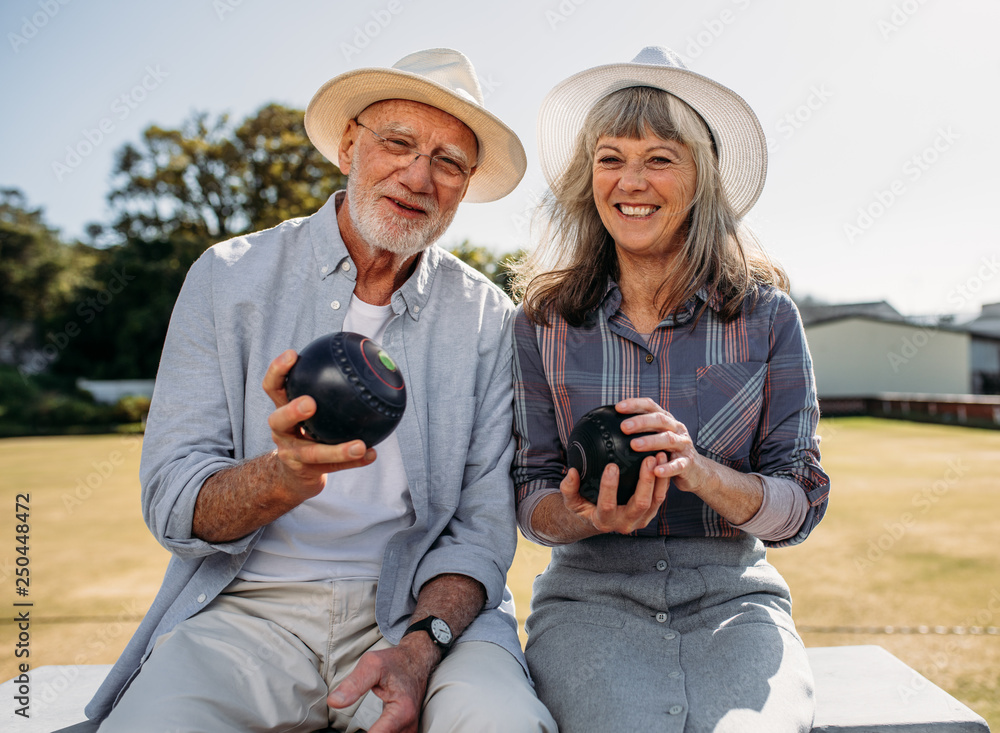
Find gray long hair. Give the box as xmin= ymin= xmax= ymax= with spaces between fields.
xmin=514 ymin=86 xmax=787 ymax=326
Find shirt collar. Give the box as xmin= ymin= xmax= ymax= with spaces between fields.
xmin=310 ymin=191 xmax=350 ymax=281
xmin=308 ymin=190 xmax=437 ymax=320
xmin=391 ymin=244 xmax=439 ymax=321
xmin=599 ymin=278 xmax=725 ymax=326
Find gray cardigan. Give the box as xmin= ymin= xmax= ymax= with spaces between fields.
xmin=87 ymin=193 xmax=524 ymax=721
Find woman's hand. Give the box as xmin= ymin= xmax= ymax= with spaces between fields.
xmin=615 ymin=397 xmax=764 ymax=524
xmin=531 ymin=397 xmax=761 ymax=544
xmin=558 ymin=441 xmax=669 ymax=536
xmin=615 ymin=397 xmax=711 ymax=495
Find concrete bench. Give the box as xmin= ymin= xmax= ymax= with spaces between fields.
xmin=2 ymin=645 xmax=990 ymax=732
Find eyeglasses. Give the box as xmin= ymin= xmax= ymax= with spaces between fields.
xmin=354 ymin=121 xmax=472 ymax=185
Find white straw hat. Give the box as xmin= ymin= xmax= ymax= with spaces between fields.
xmin=305 ymin=48 xmax=526 ymax=204
xmin=537 ymin=46 xmax=767 ymax=218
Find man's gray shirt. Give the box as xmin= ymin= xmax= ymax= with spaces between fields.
xmin=86 ymin=192 xmax=524 ymax=720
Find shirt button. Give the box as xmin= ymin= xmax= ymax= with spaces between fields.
xmin=656 ymin=612 xmax=667 ymax=623
xmin=645 ymin=353 xmax=654 ymax=364
xmin=668 ymin=671 xmax=681 ymax=679
xmin=656 ymin=560 xmax=667 ymax=571
xmin=663 ymin=632 xmax=676 ymax=640
xmin=341 ymin=262 xmax=351 ymax=271
xmin=321 ymin=265 xmax=329 ymax=273
xmin=668 ymin=705 xmax=683 ymax=715
xmin=331 ymin=301 xmax=341 ymax=310
xmin=413 ymin=305 xmax=420 ymax=314
xmin=196 ymin=594 xmax=207 ymax=603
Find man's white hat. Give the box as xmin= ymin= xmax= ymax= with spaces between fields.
xmin=305 ymin=48 xmax=527 ymax=203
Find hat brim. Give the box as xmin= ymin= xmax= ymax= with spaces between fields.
xmin=305 ymin=68 xmax=526 ymax=204
xmin=537 ymin=62 xmax=767 ymax=218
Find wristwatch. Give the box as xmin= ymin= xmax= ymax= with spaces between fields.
xmin=402 ymin=615 xmax=454 ymax=652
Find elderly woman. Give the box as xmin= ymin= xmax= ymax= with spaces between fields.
xmin=512 ymin=47 xmax=831 ymax=732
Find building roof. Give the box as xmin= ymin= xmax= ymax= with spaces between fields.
xmin=798 ymin=300 xmax=1000 ymax=342
xmin=797 ymin=300 xmax=905 ymax=327
xmin=964 ymin=302 xmax=1000 ymax=337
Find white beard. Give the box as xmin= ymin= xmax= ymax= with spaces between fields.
xmin=346 ymin=159 xmax=458 ymax=259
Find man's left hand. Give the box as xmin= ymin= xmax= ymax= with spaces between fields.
xmin=327 ymin=636 xmax=439 ymax=733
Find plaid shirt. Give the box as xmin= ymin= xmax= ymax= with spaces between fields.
xmin=512 ymin=281 xmax=830 ymax=548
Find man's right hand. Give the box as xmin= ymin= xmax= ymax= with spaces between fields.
xmin=191 ymin=350 xmax=378 ymax=544
xmin=263 ymin=349 xmax=378 ymax=501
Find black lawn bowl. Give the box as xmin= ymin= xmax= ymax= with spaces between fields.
xmin=284 ymin=331 xmax=406 ymax=447
xmin=567 ymin=405 xmax=660 ymax=505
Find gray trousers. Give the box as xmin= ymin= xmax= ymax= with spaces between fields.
xmin=524 ymin=534 xmax=814 ymax=732
xmin=98 ymin=579 xmax=556 ymax=733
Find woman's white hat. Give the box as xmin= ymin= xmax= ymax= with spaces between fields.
xmin=538 ymin=46 xmax=767 ymax=217
xmin=305 ymin=48 xmax=527 ymax=204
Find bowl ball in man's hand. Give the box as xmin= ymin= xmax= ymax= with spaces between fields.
xmin=284 ymin=331 xmax=406 ymax=447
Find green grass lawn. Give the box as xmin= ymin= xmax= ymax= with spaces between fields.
xmin=1 ymin=417 xmax=998 ymax=727
xmin=0 ymin=434 xmax=169 ymax=683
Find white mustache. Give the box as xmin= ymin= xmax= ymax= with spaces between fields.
xmin=377 ymin=185 xmax=438 ymax=217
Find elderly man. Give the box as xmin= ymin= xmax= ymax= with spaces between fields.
xmin=83 ymin=49 xmax=556 ymax=733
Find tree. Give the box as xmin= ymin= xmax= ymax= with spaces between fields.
xmin=49 ymin=103 xmax=350 ymax=380
xmin=0 ymin=189 xmax=97 ymax=368
xmin=104 ymin=103 xmax=347 ymax=243
xmin=449 ymin=240 xmax=523 ymax=297
xmin=45 ymin=237 xmax=204 ymax=380
xmin=0 ymin=189 xmax=95 ymax=324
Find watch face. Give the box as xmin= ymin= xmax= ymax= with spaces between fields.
xmin=430 ymin=617 xmax=453 ymax=645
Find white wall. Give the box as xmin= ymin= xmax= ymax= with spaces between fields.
xmin=805 ymin=318 xmax=970 ymax=397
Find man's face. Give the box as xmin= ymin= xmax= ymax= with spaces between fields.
xmin=339 ymin=99 xmax=478 ymax=258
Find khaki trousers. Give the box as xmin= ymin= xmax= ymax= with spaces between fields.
xmin=98 ymin=579 xmax=556 ymax=733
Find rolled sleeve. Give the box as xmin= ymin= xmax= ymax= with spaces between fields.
xmin=515 ymin=486 xmax=562 ymax=546
xmin=733 ymin=474 xmax=810 ymax=543
xmin=140 ymin=253 xmax=255 ymax=559
xmin=511 ymin=309 xmax=568 ymax=544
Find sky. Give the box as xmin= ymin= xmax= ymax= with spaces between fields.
xmin=2 ymin=0 xmax=999 ymax=320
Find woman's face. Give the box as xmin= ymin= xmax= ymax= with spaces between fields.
xmin=591 ymin=132 xmax=697 ymax=261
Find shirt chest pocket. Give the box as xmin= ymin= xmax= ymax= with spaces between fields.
xmin=694 ymin=361 xmax=767 ymax=465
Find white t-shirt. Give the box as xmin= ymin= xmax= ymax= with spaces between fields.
xmin=238 ymin=295 xmax=414 ymax=581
